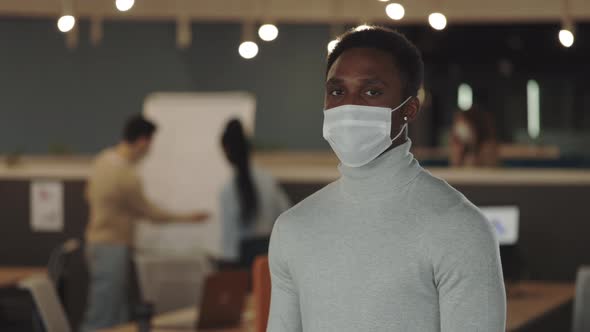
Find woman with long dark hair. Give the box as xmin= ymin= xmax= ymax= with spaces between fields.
xmin=220 ymin=119 xmax=291 ymax=263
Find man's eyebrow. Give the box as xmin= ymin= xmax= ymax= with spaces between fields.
xmin=325 ymin=78 xmax=344 ymax=85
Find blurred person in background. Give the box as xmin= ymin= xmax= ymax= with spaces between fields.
xmin=81 ymin=114 xmax=209 ymax=332
xmin=219 ymin=119 xmax=291 ymax=267
xmin=450 ymin=106 xmax=499 ymax=167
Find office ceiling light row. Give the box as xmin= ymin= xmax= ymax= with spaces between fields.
xmin=237 ymin=22 xmax=279 ymax=60
xmin=378 ymin=0 xmax=575 ymax=47
xmin=380 ymin=1 xmax=447 ymax=30
xmin=325 ymin=1 xmax=446 ymax=53
xmin=55 ymin=0 xmax=577 ymax=53
xmin=58 ymin=0 xmax=134 ymax=33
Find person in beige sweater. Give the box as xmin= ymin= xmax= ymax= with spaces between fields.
xmin=81 ymin=114 xmax=208 ymax=332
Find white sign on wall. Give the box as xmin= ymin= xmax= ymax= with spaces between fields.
xmin=30 ymin=180 xmax=64 ymax=232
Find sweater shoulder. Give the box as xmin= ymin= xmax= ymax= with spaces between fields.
xmin=274 ymin=180 xmax=339 ymax=228
xmin=412 ymin=172 xmax=496 ymax=247
xmin=412 ymin=171 xmax=469 ymax=214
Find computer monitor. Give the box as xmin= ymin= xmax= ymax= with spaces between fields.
xmin=480 ymin=206 xmax=523 ymax=281
xmin=479 ymin=206 xmax=520 ymax=246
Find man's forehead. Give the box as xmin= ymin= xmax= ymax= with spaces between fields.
xmin=327 ymin=47 xmax=399 ymax=80
xmin=326 ymin=77 xmax=389 ymax=86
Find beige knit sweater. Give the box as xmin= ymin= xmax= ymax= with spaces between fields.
xmin=85 ymin=148 xmax=186 ymax=246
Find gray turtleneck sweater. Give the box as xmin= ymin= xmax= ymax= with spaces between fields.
xmin=267 ymin=141 xmax=506 ymax=332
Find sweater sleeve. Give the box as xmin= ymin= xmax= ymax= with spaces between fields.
xmin=430 ymin=203 xmax=506 ymax=332
xmin=267 ymin=218 xmax=302 ymax=332
xmin=120 ymin=170 xmax=187 ymax=223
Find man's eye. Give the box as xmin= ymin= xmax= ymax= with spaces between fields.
xmin=330 ymin=89 xmax=344 ymax=96
xmin=365 ymin=89 xmax=382 ymax=97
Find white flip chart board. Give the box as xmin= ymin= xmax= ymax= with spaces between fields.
xmin=135 ymin=92 xmax=256 ymax=257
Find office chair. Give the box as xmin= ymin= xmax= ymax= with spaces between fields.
xmin=47 ymin=238 xmax=80 ymax=285
xmin=240 ymin=237 xmax=270 ymax=270
xmin=572 ymin=266 xmax=590 ymax=332
xmin=47 ymin=238 xmax=82 ymax=325
xmin=18 ymin=274 xmax=72 ymax=332
xmin=252 ymin=255 xmax=271 ymax=332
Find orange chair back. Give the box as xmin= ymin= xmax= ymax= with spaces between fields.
xmin=252 ymin=255 xmax=271 ymax=332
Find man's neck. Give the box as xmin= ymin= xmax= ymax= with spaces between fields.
xmin=381 ymin=132 xmax=409 ymax=156
xmin=389 ymin=137 xmax=408 ymax=152
xmin=115 ymin=143 xmax=135 ymax=163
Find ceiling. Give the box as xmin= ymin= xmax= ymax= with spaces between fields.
xmin=0 ymin=0 xmax=589 ymax=24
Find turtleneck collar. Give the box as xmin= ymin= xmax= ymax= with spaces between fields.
xmin=337 ymin=140 xmax=423 ymax=194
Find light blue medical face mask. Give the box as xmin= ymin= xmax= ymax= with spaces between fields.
xmin=322 ymin=97 xmax=411 ymax=167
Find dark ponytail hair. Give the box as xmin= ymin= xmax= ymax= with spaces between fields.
xmin=222 ymin=119 xmax=258 ymax=226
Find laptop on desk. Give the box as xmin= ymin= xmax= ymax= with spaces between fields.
xmin=153 ymin=269 xmax=250 ymax=331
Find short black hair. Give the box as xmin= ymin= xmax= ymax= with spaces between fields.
xmin=327 ymin=26 xmax=424 ymax=99
xmin=122 ymin=114 xmax=156 ymax=143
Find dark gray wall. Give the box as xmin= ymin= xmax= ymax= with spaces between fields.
xmin=1 ymin=18 xmax=589 ymax=156
xmin=0 ymin=18 xmax=329 ymax=153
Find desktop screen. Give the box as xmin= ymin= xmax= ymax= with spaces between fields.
xmin=479 ymin=206 xmax=520 ymax=246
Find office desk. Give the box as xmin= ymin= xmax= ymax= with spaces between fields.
xmin=100 ymin=282 xmax=574 ymax=332
xmin=506 ymin=281 xmax=575 ymax=331
xmin=101 ymin=295 xmax=255 ymax=332
xmin=0 ymin=267 xmax=46 ymax=288
xmin=100 ymin=307 xmax=253 ymax=332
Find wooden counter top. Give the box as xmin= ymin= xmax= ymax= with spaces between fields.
xmin=1 ymin=153 xmax=589 ymax=185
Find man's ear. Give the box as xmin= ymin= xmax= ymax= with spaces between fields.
xmin=404 ymin=97 xmax=421 ymax=122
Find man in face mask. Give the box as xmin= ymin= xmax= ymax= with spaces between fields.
xmin=267 ymin=26 xmax=506 ymax=332
xmin=81 ymin=114 xmax=209 ymax=331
